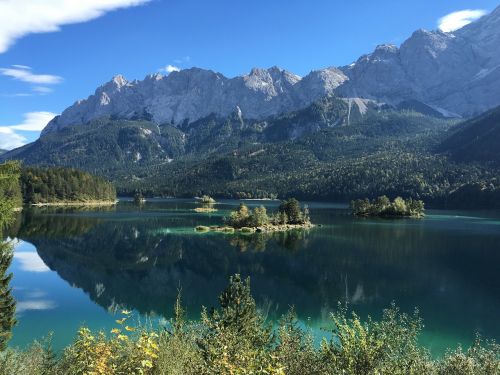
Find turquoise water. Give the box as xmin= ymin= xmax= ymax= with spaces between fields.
xmin=5 ymin=199 xmax=500 ymax=355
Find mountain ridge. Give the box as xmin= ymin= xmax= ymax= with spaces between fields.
xmin=439 ymin=105 xmax=500 ymax=164
xmin=40 ymin=5 xmax=500 ymax=135
xmin=3 ymin=7 xmax=500 ymax=208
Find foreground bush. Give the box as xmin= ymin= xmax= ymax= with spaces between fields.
xmin=0 ymin=275 xmax=498 ymax=375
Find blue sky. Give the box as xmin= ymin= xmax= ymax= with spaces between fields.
xmin=1 ymin=0 xmax=499 ymax=149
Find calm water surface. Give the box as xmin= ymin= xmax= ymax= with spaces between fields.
xmin=5 ymin=199 xmax=500 ymax=355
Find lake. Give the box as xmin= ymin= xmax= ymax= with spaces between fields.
xmin=5 ymin=199 xmax=500 ymax=355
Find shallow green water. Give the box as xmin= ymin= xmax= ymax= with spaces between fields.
xmin=5 ymin=199 xmax=500 ymax=355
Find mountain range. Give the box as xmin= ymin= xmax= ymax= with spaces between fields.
xmin=3 ymin=6 xmax=500 ymax=207
xmin=41 ymin=4 xmax=500 ymax=136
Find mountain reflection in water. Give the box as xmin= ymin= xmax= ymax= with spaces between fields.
xmin=6 ymin=200 xmax=500 ymax=354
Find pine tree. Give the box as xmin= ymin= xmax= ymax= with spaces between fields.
xmin=250 ymin=206 xmax=269 ymax=227
xmin=0 ymin=241 xmax=16 ymax=351
xmin=0 ymin=161 xmax=19 ymax=351
xmin=279 ymin=198 xmax=304 ymax=224
xmin=198 ymin=274 xmax=273 ymax=373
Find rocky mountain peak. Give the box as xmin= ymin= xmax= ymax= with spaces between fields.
xmin=145 ymin=73 xmax=164 ymax=81
xmin=39 ymin=5 xmax=500 ymax=134
xmin=403 ymin=28 xmax=452 ymax=55
xmin=112 ymin=74 xmax=127 ymax=86
xmin=97 ymin=74 xmax=131 ymax=96
xmin=373 ymin=44 xmax=398 ymax=55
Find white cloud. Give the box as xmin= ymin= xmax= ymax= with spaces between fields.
xmin=1 ymin=92 xmax=33 ymax=97
xmin=162 ymin=64 xmax=180 ymax=73
xmin=438 ymin=9 xmax=487 ymax=32
xmin=12 ymin=64 xmax=31 ymax=69
xmin=24 ymin=290 xmax=48 ymax=299
xmin=9 ymin=111 xmax=58 ymax=131
xmin=0 ymin=127 xmax=27 ymax=149
xmin=0 ymin=65 xmax=62 ymax=84
xmin=0 ymin=0 xmax=152 ymax=53
xmin=16 ymin=299 xmax=56 ymax=313
xmin=14 ymin=252 xmax=51 ymax=272
xmin=32 ymin=86 xmax=54 ymax=94
xmin=0 ymin=111 xmax=58 ymax=150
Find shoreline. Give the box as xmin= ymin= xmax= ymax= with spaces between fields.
xmin=353 ymin=213 xmax=424 ymax=219
xmin=196 ymin=223 xmax=315 ymax=234
xmin=193 ymin=207 xmax=218 ymax=213
xmin=240 ymin=198 xmax=279 ymax=201
xmin=30 ymin=200 xmax=118 ymax=207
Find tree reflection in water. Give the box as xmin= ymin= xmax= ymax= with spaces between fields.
xmin=8 ymin=202 xmax=500 ymax=348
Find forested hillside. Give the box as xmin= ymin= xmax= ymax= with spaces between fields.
xmin=20 ymin=167 xmax=116 ymax=204
xmin=439 ymin=105 xmax=500 ymax=165
xmin=0 ymin=161 xmax=22 ymax=213
xmin=0 ymin=162 xmax=116 ymax=205
xmin=118 ymin=110 xmax=500 ymax=208
xmin=2 ymin=97 xmax=500 ymax=208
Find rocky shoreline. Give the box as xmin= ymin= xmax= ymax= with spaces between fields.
xmin=193 ymin=207 xmax=217 ymax=213
xmin=31 ymin=200 xmax=118 ymax=207
xmin=195 ymin=223 xmax=314 ymax=234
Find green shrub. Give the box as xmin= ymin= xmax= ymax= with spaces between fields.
xmin=0 ymin=275 xmax=498 ymax=374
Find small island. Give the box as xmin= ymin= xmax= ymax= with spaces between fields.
xmin=194 ymin=206 xmax=217 ymax=213
xmin=193 ymin=194 xmax=218 ymax=212
xmin=133 ymin=191 xmax=146 ymax=204
xmin=196 ymin=198 xmax=313 ymax=233
xmin=198 ymin=195 xmax=217 ymax=204
xmin=350 ymin=195 xmax=425 ymax=218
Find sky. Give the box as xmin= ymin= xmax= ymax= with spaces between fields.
xmin=1 ymin=0 xmax=499 ymax=150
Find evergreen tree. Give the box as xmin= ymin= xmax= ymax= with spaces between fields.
xmin=226 ymin=203 xmax=251 ymax=228
xmin=0 ymin=162 xmax=19 ymax=351
xmin=303 ymin=204 xmax=311 ymax=224
xmin=198 ymin=274 xmax=273 ymax=373
xmin=0 ymin=161 xmax=22 ymax=217
xmin=277 ymin=210 xmax=288 ymax=225
xmin=279 ymin=198 xmax=307 ymax=224
xmin=372 ymin=195 xmax=390 ymax=214
xmin=250 ymin=206 xmax=269 ymax=227
xmin=351 ymin=196 xmax=425 ymax=218
xmin=0 ymin=241 xmax=16 ymax=351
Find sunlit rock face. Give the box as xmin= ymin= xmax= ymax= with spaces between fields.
xmin=42 ymin=5 xmax=500 ymax=134
xmin=339 ymin=6 xmax=500 ymax=117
